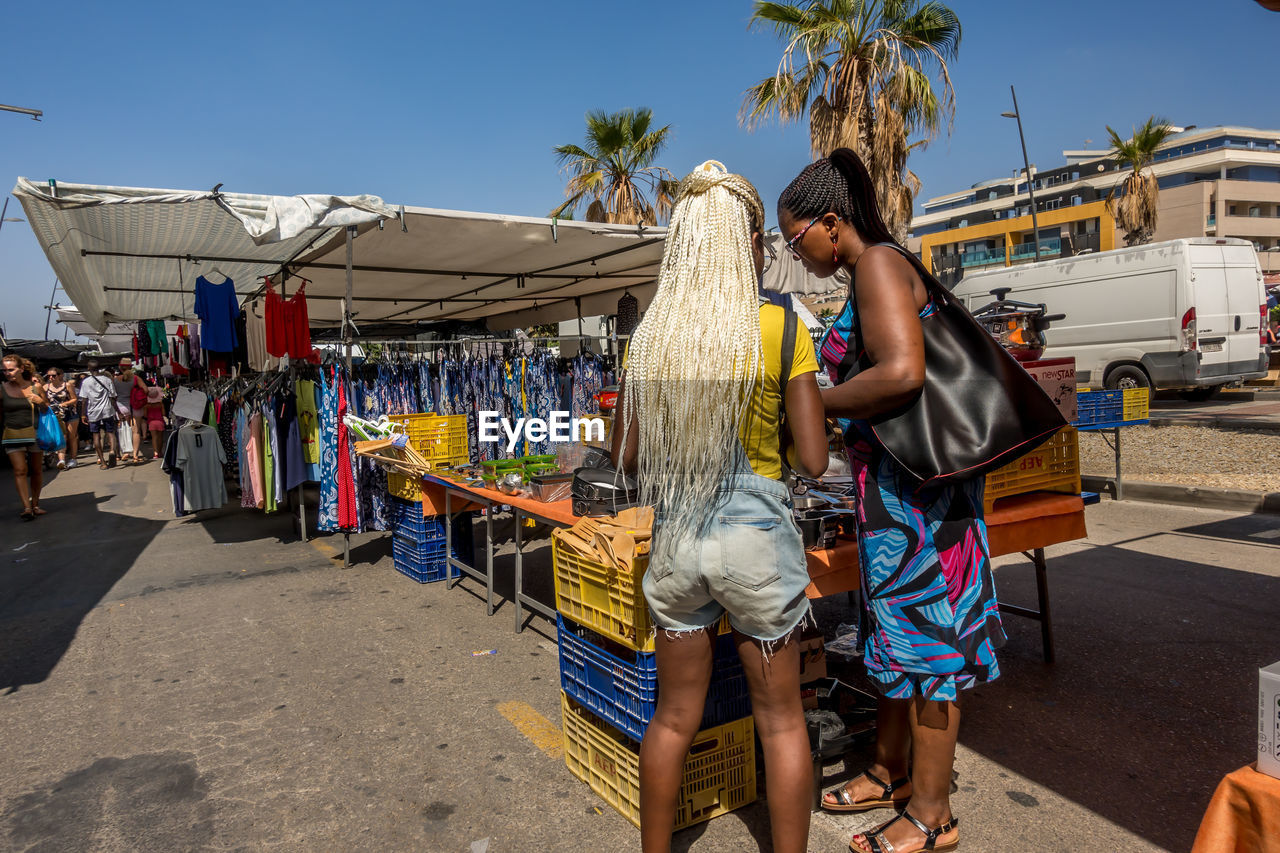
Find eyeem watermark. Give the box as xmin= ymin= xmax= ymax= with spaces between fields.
xmin=478 ymin=411 xmax=606 ymax=452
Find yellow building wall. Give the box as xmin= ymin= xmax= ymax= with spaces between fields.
xmin=920 ymin=200 xmax=1116 ymax=273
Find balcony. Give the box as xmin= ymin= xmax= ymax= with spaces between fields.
xmin=1009 ymin=237 xmax=1062 ymax=262
xmin=960 ymin=248 xmax=1005 ymax=268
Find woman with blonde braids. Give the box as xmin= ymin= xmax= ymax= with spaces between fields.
xmin=610 ymin=161 xmax=828 ymax=853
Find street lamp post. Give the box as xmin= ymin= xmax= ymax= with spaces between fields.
xmin=1002 ymin=85 xmax=1041 ymax=259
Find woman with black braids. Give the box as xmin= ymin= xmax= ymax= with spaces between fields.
xmin=778 ymin=149 xmax=1005 ymax=853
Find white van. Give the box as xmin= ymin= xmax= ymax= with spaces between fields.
xmin=955 ymin=238 xmax=1269 ymax=399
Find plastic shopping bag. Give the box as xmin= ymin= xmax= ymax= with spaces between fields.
xmin=37 ymin=407 xmax=65 ymax=452
xmin=116 ymin=421 xmax=134 ymax=454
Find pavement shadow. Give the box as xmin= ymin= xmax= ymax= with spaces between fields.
xmin=955 ymin=541 xmax=1280 ymax=850
xmin=1170 ymin=513 xmax=1280 ymax=546
xmin=0 ymin=490 xmax=167 ymax=693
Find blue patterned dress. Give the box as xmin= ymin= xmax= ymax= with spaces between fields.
xmin=820 ymin=280 xmax=1006 ymax=702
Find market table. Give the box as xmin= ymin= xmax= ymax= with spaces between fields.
xmin=1191 ymin=764 xmax=1280 ymax=853
xmin=416 ymin=476 xmax=1085 ymax=661
xmin=421 ymin=474 xmax=578 ymax=632
xmin=803 ymin=492 xmax=1086 ymax=663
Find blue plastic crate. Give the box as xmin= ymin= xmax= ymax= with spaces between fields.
xmin=557 ymin=615 xmax=751 ymax=741
xmin=392 ymin=536 xmax=450 ymax=583
xmin=1074 ymin=390 xmax=1124 ymax=428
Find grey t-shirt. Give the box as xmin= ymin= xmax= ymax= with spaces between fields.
xmin=174 ymin=424 xmax=228 ymax=512
xmin=79 ymin=374 xmax=117 ymax=422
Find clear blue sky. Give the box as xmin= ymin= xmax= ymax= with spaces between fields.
xmin=2 ymin=0 xmax=1276 ymax=340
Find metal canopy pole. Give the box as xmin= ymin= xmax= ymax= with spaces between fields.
xmin=342 ymin=225 xmax=355 ymax=568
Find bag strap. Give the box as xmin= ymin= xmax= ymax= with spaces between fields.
xmin=779 ymin=308 xmax=798 ymax=391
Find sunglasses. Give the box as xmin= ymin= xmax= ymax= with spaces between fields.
xmin=784 ymin=216 xmax=821 ymax=260
xmin=763 ymin=238 xmax=778 ymax=273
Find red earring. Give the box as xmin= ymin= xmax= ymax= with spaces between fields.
xmin=832 ymin=241 xmax=839 ymax=263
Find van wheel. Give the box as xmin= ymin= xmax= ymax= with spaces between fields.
xmin=1104 ymin=365 xmax=1150 ymax=392
xmin=1179 ymin=386 xmax=1221 ymax=402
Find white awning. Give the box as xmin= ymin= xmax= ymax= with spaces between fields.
xmin=15 ymin=178 xmax=667 ymax=334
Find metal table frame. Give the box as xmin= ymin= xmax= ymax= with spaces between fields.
xmin=1077 ymin=420 xmax=1146 ymax=502
xmin=437 ymin=479 xmax=566 ymax=633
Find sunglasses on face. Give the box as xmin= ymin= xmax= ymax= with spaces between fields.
xmin=785 ymin=216 xmax=821 ymax=260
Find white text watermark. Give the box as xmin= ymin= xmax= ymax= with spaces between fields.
xmin=477 ymin=411 xmax=605 ymax=453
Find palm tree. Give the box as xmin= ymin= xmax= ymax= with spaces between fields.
xmin=1105 ymin=116 xmax=1175 ymax=246
xmin=742 ymin=0 xmax=962 ymax=240
xmin=550 ymin=108 xmax=678 ymax=226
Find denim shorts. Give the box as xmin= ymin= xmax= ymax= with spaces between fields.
xmin=644 ymin=468 xmax=810 ymax=643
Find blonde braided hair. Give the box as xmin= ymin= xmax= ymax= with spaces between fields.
xmin=621 ymin=160 xmax=765 ymax=540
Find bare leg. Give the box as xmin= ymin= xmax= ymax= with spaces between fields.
xmin=56 ymin=423 xmax=68 ymax=465
xmin=151 ymin=428 xmax=166 ymax=461
xmin=639 ymin=628 xmax=715 ymax=853
xmin=92 ymin=428 xmax=106 ymax=464
xmin=823 ymin=696 xmax=912 ymax=807
xmin=131 ymin=416 xmax=143 ymax=462
xmin=67 ymin=419 xmax=80 ymax=461
xmin=28 ymin=450 xmax=44 ymax=514
xmin=852 ymin=698 xmax=960 ymax=853
xmin=735 ymin=631 xmax=811 ymax=853
xmin=9 ymin=449 xmax=33 ymax=513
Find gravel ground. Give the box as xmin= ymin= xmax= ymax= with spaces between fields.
xmin=1079 ymin=424 xmax=1280 ymax=492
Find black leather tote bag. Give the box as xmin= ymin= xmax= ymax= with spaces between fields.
xmin=844 ymin=244 xmax=1068 ymax=487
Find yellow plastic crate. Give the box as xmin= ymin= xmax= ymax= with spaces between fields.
xmin=387 ymin=472 xmax=423 ymax=502
xmin=553 ymin=536 xmax=653 ymax=652
xmin=560 ymin=692 xmax=756 ymax=831
xmin=1122 ymin=387 xmax=1150 ymax=421
xmin=387 ymin=413 xmax=470 ymax=465
xmin=983 ymin=427 xmax=1080 ymax=513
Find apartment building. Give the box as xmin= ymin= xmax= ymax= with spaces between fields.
xmin=907 ymin=125 xmax=1280 ymax=288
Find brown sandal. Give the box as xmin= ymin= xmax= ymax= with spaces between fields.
xmin=822 ymin=769 xmax=911 ymax=813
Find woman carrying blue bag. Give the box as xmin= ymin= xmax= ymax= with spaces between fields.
xmin=2 ymin=354 xmax=51 ymax=520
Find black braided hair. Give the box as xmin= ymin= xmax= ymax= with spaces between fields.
xmin=777 ymin=148 xmax=897 ymax=247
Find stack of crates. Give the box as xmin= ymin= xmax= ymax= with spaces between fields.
xmin=388 ymin=496 xmax=474 ymax=583
xmin=386 ymin=413 xmax=470 ymax=498
xmin=551 ymin=535 xmax=758 ymax=830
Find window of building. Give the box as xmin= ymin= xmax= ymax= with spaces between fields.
xmin=1071 ymin=195 xmax=1083 ymax=206
xmin=1071 ymin=171 xmax=1080 ymax=181
xmin=988 ymin=190 xmax=997 ymax=201
xmin=1249 ymin=206 xmax=1261 ymax=217
xmin=1229 ymin=205 xmax=1237 ymax=216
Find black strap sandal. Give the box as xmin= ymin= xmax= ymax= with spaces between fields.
xmin=855 ymin=811 xmax=960 ymax=853
xmin=822 ymin=769 xmax=911 ymax=813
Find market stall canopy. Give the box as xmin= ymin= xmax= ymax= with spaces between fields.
xmin=13 ymin=178 xmax=395 ymax=333
xmin=1 ymin=338 xmax=96 ymax=369
xmin=14 ymin=178 xmax=668 ymax=334
xmin=286 ymin=206 xmax=665 ymax=331
xmin=54 ymin=306 xmax=182 ymax=353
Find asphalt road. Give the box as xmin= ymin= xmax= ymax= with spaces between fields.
xmin=2 ymin=456 xmax=1277 ymax=852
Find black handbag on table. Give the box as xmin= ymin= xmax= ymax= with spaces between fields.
xmin=842 ymin=243 xmax=1068 ymax=487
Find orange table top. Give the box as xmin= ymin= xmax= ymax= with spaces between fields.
xmin=1192 ymin=764 xmax=1280 ymax=853
xmin=422 ymin=474 xmax=580 ymax=527
xmin=416 ymin=475 xmax=1087 ymax=601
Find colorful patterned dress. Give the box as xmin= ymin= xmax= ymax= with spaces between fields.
xmin=820 ymin=271 xmax=1005 ymax=702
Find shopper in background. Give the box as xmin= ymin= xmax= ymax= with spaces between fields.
xmin=2 ymin=354 xmax=50 ymax=520
xmin=43 ymin=367 xmax=80 ymax=469
xmin=778 ymin=149 xmax=1004 ymax=853
xmin=111 ymin=358 xmax=149 ymax=463
xmin=143 ymin=386 xmax=167 ymax=461
xmin=1267 ymin=319 xmax=1278 ymax=347
xmin=78 ymin=359 xmax=120 ymax=469
xmin=612 ymin=161 xmax=828 ymax=853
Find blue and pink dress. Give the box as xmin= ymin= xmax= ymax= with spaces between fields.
xmin=819 ymin=256 xmax=1006 ymax=701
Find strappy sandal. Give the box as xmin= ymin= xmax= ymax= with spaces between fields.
xmin=852 ymin=810 xmax=959 ymax=853
xmin=19 ymin=509 xmax=35 ymax=522
xmin=822 ymin=769 xmax=911 ymax=813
